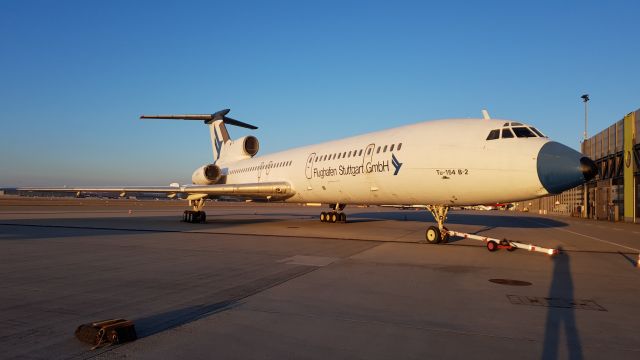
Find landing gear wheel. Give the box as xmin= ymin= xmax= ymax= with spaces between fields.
xmin=487 ymin=240 xmax=498 ymax=252
xmin=320 ymin=212 xmax=327 ymax=222
xmin=339 ymin=213 xmax=347 ymax=223
xmin=330 ymin=212 xmax=338 ymax=223
xmin=425 ymin=226 xmax=441 ymax=244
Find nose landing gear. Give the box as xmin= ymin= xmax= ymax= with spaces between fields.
xmin=424 ymin=205 xmax=450 ymax=244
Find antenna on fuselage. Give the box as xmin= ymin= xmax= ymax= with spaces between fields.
xmin=482 ymin=109 xmax=491 ymax=120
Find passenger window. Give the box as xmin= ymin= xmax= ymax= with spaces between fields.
xmin=390 ymin=144 xmax=395 ymax=151
xmin=502 ymin=128 xmax=514 ymax=138
xmin=348 ymin=151 xmax=352 ymax=157
xmin=376 ymin=146 xmax=381 ymax=154
xmin=383 ymin=145 xmax=388 ymax=152
xmin=338 ymin=153 xmax=342 ymax=159
xmin=367 ymin=148 xmax=372 ymax=155
xmin=343 ymin=152 xmax=347 ymax=158
xmin=359 ymin=149 xmax=363 ymax=156
xmin=398 ymin=143 xmax=402 ymax=150
xmin=486 ymin=129 xmax=500 ymax=140
xmin=512 ymin=127 xmax=536 ymax=138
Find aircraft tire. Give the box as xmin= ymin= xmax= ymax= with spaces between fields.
xmin=487 ymin=240 xmax=498 ymax=252
xmin=425 ymin=226 xmax=441 ymax=244
xmin=320 ymin=212 xmax=326 ymax=222
xmin=330 ymin=212 xmax=337 ymax=223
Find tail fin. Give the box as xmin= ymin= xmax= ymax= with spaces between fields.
xmin=140 ymin=109 xmax=258 ymax=162
xmin=209 ymin=120 xmax=230 ymax=161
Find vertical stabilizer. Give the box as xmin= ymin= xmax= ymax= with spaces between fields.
xmin=209 ymin=120 xmax=230 ymax=161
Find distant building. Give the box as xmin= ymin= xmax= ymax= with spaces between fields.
xmin=525 ymin=107 xmax=639 ymax=222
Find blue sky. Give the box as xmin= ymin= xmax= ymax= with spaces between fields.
xmin=1 ymin=0 xmax=639 ymax=186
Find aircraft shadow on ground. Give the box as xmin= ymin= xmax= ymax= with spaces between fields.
xmin=349 ymin=211 xmax=568 ymax=228
xmin=0 ymin=216 xmax=282 ymax=241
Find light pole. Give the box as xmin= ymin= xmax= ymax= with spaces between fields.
xmin=581 ymin=94 xmax=589 ymax=140
xmin=580 ymin=94 xmax=590 ymax=218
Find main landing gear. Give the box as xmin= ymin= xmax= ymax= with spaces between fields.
xmin=320 ymin=203 xmax=347 ymax=223
xmin=424 ymin=205 xmax=450 ymax=244
xmin=183 ymin=198 xmax=207 ymax=223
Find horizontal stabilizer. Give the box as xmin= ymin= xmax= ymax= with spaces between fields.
xmin=140 ymin=109 xmax=257 ymax=129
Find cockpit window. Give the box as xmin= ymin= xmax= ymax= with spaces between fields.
xmin=486 ymin=129 xmax=500 ymax=140
xmin=503 ymin=122 xmax=510 ymax=126
xmin=530 ymin=127 xmax=546 ymax=137
xmin=512 ymin=127 xmax=536 ymax=138
xmin=510 ymin=122 xmax=523 ymax=126
xmin=501 ymin=128 xmax=514 ymax=138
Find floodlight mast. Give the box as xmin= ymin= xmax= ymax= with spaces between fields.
xmin=580 ymin=93 xmax=590 ymax=220
xmin=581 ymin=94 xmax=589 ymax=141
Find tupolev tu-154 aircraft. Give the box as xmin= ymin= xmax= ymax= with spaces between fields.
xmin=20 ymin=109 xmax=597 ymax=244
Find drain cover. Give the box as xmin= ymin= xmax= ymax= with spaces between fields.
xmin=507 ymin=295 xmax=607 ymax=311
xmin=489 ymin=278 xmax=532 ymax=286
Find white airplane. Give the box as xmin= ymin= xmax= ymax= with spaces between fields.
xmin=20 ymin=109 xmax=597 ymax=244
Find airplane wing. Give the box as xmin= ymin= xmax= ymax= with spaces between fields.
xmin=18 ymin=181 xmax=295 ymax=200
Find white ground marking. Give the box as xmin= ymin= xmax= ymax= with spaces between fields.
xmin=522 ymin=218 xmax=640 ymax=253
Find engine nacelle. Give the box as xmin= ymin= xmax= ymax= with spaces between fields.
xmin=225 ymin=135 xmax=259 ymax=159
xmin=192 ymin=164 xmax=222 ymax=185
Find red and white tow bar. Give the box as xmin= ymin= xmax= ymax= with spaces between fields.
xmin=447 ymin=230 xmax=558 ymax=256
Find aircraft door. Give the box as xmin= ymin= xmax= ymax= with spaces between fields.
xmin=305 ymin=153 xmax=316 ymax=179
xmin=362 ymin=143 xmax=375 ymax=168
xmin=257 ymin=162 xmax=264 ymax=182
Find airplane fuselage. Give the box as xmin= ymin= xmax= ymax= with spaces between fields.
xmin=216 ymin=118 xmax=580 ymax=206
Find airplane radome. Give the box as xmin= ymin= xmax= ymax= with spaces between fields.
xmin=20 ymin=109 xmax=597 ymax=244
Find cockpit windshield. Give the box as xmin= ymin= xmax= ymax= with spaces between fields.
xmin=486 ymin=123 xmax=548 ymax=141
xmin=512 ymin=127 xmax=536 ymax=138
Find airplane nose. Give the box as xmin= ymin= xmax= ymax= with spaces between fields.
xmin=537 ymin=141 xmax=597 ymax=194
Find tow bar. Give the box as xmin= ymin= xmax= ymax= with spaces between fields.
xmin=447 ymin=230 xmax=558 ymax=256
